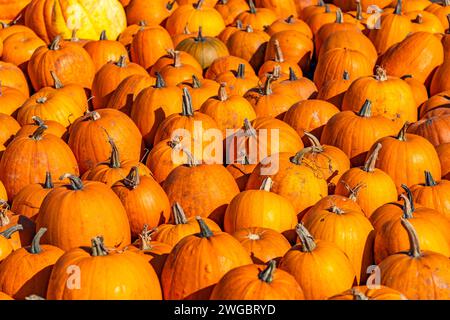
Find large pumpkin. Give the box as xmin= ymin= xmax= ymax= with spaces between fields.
xmin=24 ymin=0 xmax=127 ymax=43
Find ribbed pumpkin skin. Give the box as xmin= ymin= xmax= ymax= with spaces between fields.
xmin=0 ymin=243 xmax=63 ymax=299
xmin=329 ymin=285 xmax=408 ymax=300
xmin=204 ymin=55 xmax=255 ymax=80
xmin=210 ymin=263 xmax=304 ymax=300
xmin=161 ymin=230 xmax=252 ymax=300
xmin=36 ymin=180 xmax=131 ymax=251
xmin=410 ymin=179 xmax=450 ymax=219
xmin=227 ymin=28 xmax=270 ymax=71
xmin=0 ymin=85 xmax=28 ymax=116
xmin=0 ymin=61 xmax=30 ymax=96
xmin=176 ymin=36 xmax=229 ymax=70
xmin=68 ymin=109 xmax=143 ymax=175
xmin=279 ymin=238 xmax=357 ymax=300
xmin=407 ymin=115 xmax=450 ymax=147
xmin=232 ymin=227 xmax=292 ymax=264
xmin=437 ymin=143 xmax=450 ymax=180
xmin=47 ymin=248 xmax=162 ymax=300
xmin=11 ymin=181 xmax=57 ymax=220
xmin=0 ymin=133 xmax=79 ymax=200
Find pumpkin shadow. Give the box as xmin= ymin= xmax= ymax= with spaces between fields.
xmin=14 ymin=265 xmax=54 ymax=300
xmin=184 ymin=284 xmax=215 ymax=300
xmin=208 ymin=204 xmax=228 ymax=229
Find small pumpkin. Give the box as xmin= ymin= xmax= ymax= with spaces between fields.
xmin=0 ymin=61 xmax=30 ymax=96
xmin=215 ymin=0 xmax=250 ymax=26
xmin=258 ymin=39 xmax=303 ymax=80
xmin=151 ymin=50 xmax=203 ymax=77
xmin=15 ymin=116 xmax=67 ymax=139
xmin=266 ymin=15 xmax=313 ymax=38
xmin=1 ymin=31 xmax=46 ymax=71
xmin=235 ymin=0 xmax=278 ymax=31
xmin=215 ymin=63 xmax=260 ymax=96
xmin=0 ymin=225 xmax=22 ymax=262
xmin=159 ymin=50 xmax=204 ymax=86
xmin=204 ymin=55 xmax=255 ymax=80
xmin=125 ymin=0 xmax=178 ymax=26
xmin=316 ymin=70 xmax=351 ymax=109
xmin=178 ymin=75 xmax=220 ymax=110
xmin=272 ymin=68 xmax=318 ymax=100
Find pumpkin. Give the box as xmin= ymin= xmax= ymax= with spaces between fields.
xmin=407 ymin=114 xmax=450 ymax=147
xmin=165 ymin=0 xmax=226 ymax=37
xmin=36 ymin=174 xmax=131 ymax=251
xmin=215 ymin=0 xmax=250 ymax=26
xmin=218 ymin=20 xmax=243 ymax=44
xmin=92 ymin=55 xmax=148 ymax=109
xmin=407 ymin=11 xmax=445 ymax=33
xmin=333 ymin=0 xmax=391 ymax=11
xmin=265 ymin=30 xmax=313 ymax=72
xmin=279 ymin=223 xmax=357 ymax=300
xmin=409 ymin=171 xmax=450 ymax=219
xmin=301 ymin=203 xmax=375 ymax=284
xmin=232 ymin=227 xmax=291 ymax=264
xmin=419 ymin=91 xmax=450 ymax=119
xmin=305 ymin=4 xmax=340 ymax=35
xmin=0 ymin=201 xmax=35 ymax=249
xmin=401 ymin=74 xmax=428 ymax=108
xmin=0 ymin=182 xmax=6 ymax=201
xmin=0 ymin=82 xmax=27 ymax=116
xmin=177 ymin=0 xmax=217 ymax=6
xmin=0 ymin=125 xmax=79 ymax=200
xmin=15 ymin=116 xmax=67 ymax=139
xmin=178 ymin=75 xmax=220 ymax=111
xmin=125 ymin=0 xmax=178 ymax=26
xmin=258 ymin=39 xmax=303 ymax=80
xmin=321 ymin=100 xmax=398 ymax=166
xmin=83 ymin=30 xmax=128 ymax=72
xmin=117 ymin=22 xmax=143 ymax=49
xmin=224 ymin=177 xmax=298 ymax=239
xmin=0 ymin=61 xmax=29 ymax=96
xmin=163 ymin=160 xmax=240 ymax=225
xmin=342 ymin=66 xmax=417 ymax=125
xmin=368 ymin=0 xmax=412 ymax=55
xmin=161 ymin=217 xmax=252 ymax=299
xmin=313 ymin=47 xmax=373 ymax=90
xmin=65 ymin=28 xmax=91 ymax=47
xmin=1 ymin=31 xmax=45 ymax=71
xmin=266 ymin=15 xmax=313 ymax=39
xmin=335 ymin=143 xmax=398 ymax=217
xmin=246 ymin=151 xmax=328 ymax=216
xmin=210 ymin=260 xmax=304 ymax=300
xmin=368 ymin=123 xmax=442 ymax=193
xmin=106 ymin=74 xmax=155 ymax=115
xmin=0 ymin=22 xmax=35 ymax=41
xmin=204 ymin=55 xmax=255 ymax=80
xmin=235 ymin=0 xmax=278 ymax=31
xmin=153 ymin=202 xmax=221 ymax=246
xmin=82 ymin=138 xmax=151 ymax=187
xmin=316 ymin=70 xmax=351 ymax=109
xmin=283 ymin=99 xmax=339 ymax=142
xmin=43 ymin=71 xmax=88 ymax=111
xmin=68 ymin=109 xmax=143 ymax=174
xmin=0 ymin=225 xmax=22 ymax=262
xmin=255 ymin=0 xmax=297 ymax=17
xmin=226 ymin=25 xmax=270 ymax=71
xmin=11 ymin=172 xmax=57 ymax=220
xmin=379 ymin=218 xmax=450 ymax=299
xmin=130 ymin=25 xmax=174 ymax=71
xmin=0 ymin=1 xmax=30 ymax=24
xmin=272 ymin=68 xmax=317 ymax=100
xmin=379 ymin=31 xmax=444 ymax=84
xmin=437 ymin=143 xmax=450 ymax=180
xmin=0 ymin=113 xmax=20 ymax=157
xmin=226 ymin=157 xmax=257 ymax=191
xmin=0 ymin=228 xmax=64 ymax=299
xmin=426 ymin=0 xmax=450 ymax=30
xmin=430 ymin=59 xmax=450 ymax=96
xmin=47 ymin=235 xmax=162 ymax=300
xmin=131 ymin=73 xmax=182 ymax=147
xmin=111 ymin=166 xmax=171 ymax=238
xmin=306 ymin=193 xmax=364 ymax=217
xmin=301 ymin=0 xmax=337 ymax=21
xmin=24 ymin=0 xmax=127 ymax=43
xmin=159 ymin=51 xmax=204 ymax=86
xmin=200 ymin=83 xmax=256 ymax=133
xmin=329 ymin=286 xmax=408 ymax=300
xmin=151 ymin=50 xmax=203 ymax=77
xmin=215 ymin=63 xmax=260 ymax=96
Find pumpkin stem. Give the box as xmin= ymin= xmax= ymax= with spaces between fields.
xmin=343 ymin=70 xmax=349 ymax=80
xmin=401 ymin=184 xmax=416 ymax=212
xmin=318 ymin=0 xmax=325 ymax=6
xmin=345 ymin=182 xmax=365 ymax=201
xmin=181 ymin=87 xmax=194 ymax=116
xmin=60 ymin=173 xmax=84 ymax=190
xmin=0 ymin=201 xmax=10 ymax=226
xmin=260 ymin=177 xmax=273 ymax=191
xmin=168 ymin=136 xmax=182 ymax=149
xmin=138 ymin=225 xmax=157 ymax=250
xmin=330 ymin=205 xmax=344 ymax=215
xmin=237 ymin=63 xmax=246 ymax=79
xmin=286 ymin=15 xmax=295 ymax=24
xmin=263 ymin=75 xmax=274 ymax=95
xmin=401 ymin=217 xmax=421 ymax=258
xmin=49 ymin=35 xmax=61 ymax=50
xmin=296 ymin=223 xmax=317 ymax=252
xmin=394 ymin=0 xmax=402 ymax=15
xmin=70 ymin=29 xmax=79 ymax=41
xmin=246 ymin=24 xmax=254 ymax=33
xmin=291 ymin=148 xmax=311 ymax=165
xmin=155 ymin=72 xmax=166 ymax=88
xmin=123 ymin=166 xmax=140 ymax=189
xmin=400 ymin=193 xmax=414 ymax=219
xmin=173 ymin=202 xmax=188 ymax=224
xmin=184 ymin=148 xmax=199 ymax=167
xmin=138 ymin=20 xmax=147 ymax=27
xmin=351 ymin=288 xmax=369 ymax=300
xmin=396 ymin=122 xmax=409 ymax=142
xmin=50 ymin=71 xmax=64 ymax=89
xmin=107 ymin=136 xmax=121 ymax=169
xmin=243 ymin=118 xmax=257 ymax=137
xmin=30 ymin=125 xmax=48 ymax=141
xmin=335 ymin=8 xmax=344 ymax=23
xmin=30 ymin=227 xmax=47 ymax=254
xmin=236 ymin=20 xmax=243 ymax=29
xmin=99 ymin=30 xmax=107 ymax=40
xmin=116 ymin=55 xmax=128 ymax=68
xmin=25 ymin=295 xmax=45 ymax=300
xmin=355 ymin=0 xmax=363 ymax=20
xmin=192 ymin=75 xmax=202 ymax=88
xmin=196 ymin=216 xmax=213 ymax=238
xmin=375 ymin=66 xmax=387 ymax=81
xmin=218 ymin=83 xmax=228 ymax=101
xmin=412 ymin=14 xmax=423 ymax=24
xmin=167 ymin=0 xmax=176 ymax=10
xmin=31 ymin=116 xmax=45 ymax=127
xmin=239 ymin=152 xmax=251 ymax=165
xmin=196 ymin=0 xmax=205 ymax=9
xmin=249 ymin=0 xmax=257 ymax=14
xmin=274 ymin=39 xmax=284 ymax=62
xmin=196 ymin=26 xmax=205 ymax=42
xmin=82 ymin=110 xmax=101 ymax=121
xmin=325 ymin=4 xmax=331 ymax=13
xmin=424 ymin=171 xmax=437 ymax=186
xmin=172 ymin=50 xmax=182 ymax=68
xmin=91 ymin=236 xmax=109 ymax=256
xmin=36 ymin=96 xmax=47 ymax=104
xmin=357 ymin=99 xmax=372 ymax=118
xmin=363 ymin=143 xmax=381 ymax=172
xmin=44 ymin=171 xmax=54 ymax=189
xmin=304 ymin=131 xmax=324 ymax=152
xmin=0 ymin=224 xmax=23 ymax=239
xmin=258 ymin=260 xmax=276 ymax=283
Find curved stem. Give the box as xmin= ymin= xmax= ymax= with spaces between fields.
xmin=249 ymin=0 xmax=257 ymax=14
xmin=400 ymin=194 xmax=413 ymax=219
xmin=0 ymin=224 xmax=23 ymax=239
xmin=31 ymin=116 xmax=45 ymax=127
xmin=196 ymin=26 xmax=205 ymax=42
xmin=401 ymin=184 xmax=416 ymax=213
xmin=49 ymin=35 xmax=61 ymax=50
xmin=91 ymin=236 xmax=108 ymax=256
xmin=123 ymin=166 xmax=140 ymax=189
xmin=335 ymin=8 xmax=343 ymax=23
xmin=304 ymin=132 xmax=324 ymax=152
xmin=44 ymin=172 xmax=54 ymax=189
xmin=375 ymin=66 xmax=388 ymax=81
xmin=295 ymin=223 xmax=317 ymax=252
xmin=258 ymin=260 xmax=276 ymax=283
xmin=263 ymin=75 xmax=273 ymax=95
xmin=173 ymin=202 xmax=188 ymax=224
xmin=288 ymin=67 xmax=298 ymax=81
xmin=192 ymin=75 xmax=202 ymax=88
xmin=291 ymin=147 xmax=314 ymax=165
xmin=357 ymin=99 xmax=372 ymax=118
xmin=351 ymin=288 xmax=369 ymax=300
xmin=60 ymin=173 xmax=84 ymax=190
xmin=181 ymin=87 xmax=194 ymax=116
xmin=138 ymin=225 xmax=157 ymax=250
xmin=30 ymin=125 xmax=48 ymax=141
xmin=155 ymin=72 xmax=166 ymax=88
xmin=99 ymin=30 xmax=107 ymax=40
xmin=273 ymin=40 xmax=284 ymax=63
xmin=424 ymin=171 xmax=437 ymax=187
xmin=401 ymin=218 xmax=421 ymax=258
xmin=196 ymin=216 xmax=213 ymax=238
xmin=196 ymin=0 xmax=205 ymax=9
xmin=116 ymin=55 xmax=127 ymax=68
xmin=343 ymin=70 xmax=349 ymax=80
xmin=50 ymin=71 xmax=64 ymax=89
xmin=395 ymin=0 xmax=402 ymax=15
xmin=285 ymin=15 xmax=295 ymax=24
xmin=363 ymin=143 xmax=381 ymax=173
xmin=30 ymin=228 xmax=47 ymax=254
xmin=218 ymin=83 xmax=228 ymax=101
xmin=107 ymin=137 xmax=121 ymax=168
xmin=260 ymin=177 xmax=273 ymax=191
xmin=396 ymin=122 xmax=409 ymax=142
xmin=237 ymin=63 xmax=245 ymax=79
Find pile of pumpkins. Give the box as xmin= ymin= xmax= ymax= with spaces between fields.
xmin=0 ymin=0 xmax=448 ymax=300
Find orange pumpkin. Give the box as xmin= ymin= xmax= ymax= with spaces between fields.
xmin=125 ymin=0 xmax=178 ymax=26
xmin=15 ymin=116 xmax=67 ymax=139
xmin=266 ymin=15 xmax=313 ymax=38
xmin=159 ymin=50 xmax=204 ymax=86
xmin=258 ymin=39 xmax=303 ymax=80
xmin=204 ymin=55 xmax=255 ymax=80
xmin=0 ymin=113 xmax=20 ymax=157
xmin=215 ymin=0 xmax=250 ymax=26
xmin=430 ymin=59 xmax=450 ymax=96
xmin=401 ymin=74 xmax=428 ymax=108
xmin=0 ymin=225 xmax=22 ymax=262
xmin=1 ymin=31 xmax=45 ymax=71
xmin=0 ymin=82 xmax=27 ymax=116
xmin=178 ymin=75 xmax=220 ymax=111
xmin=272 ymin=68 xmax=318 ymax=100
xmin=215 ymin=63 xmax=260 ymax=96
xmin=235 ymin=0 xmax=278 ymax=31
xmin=0 ymin=61 xmax=29 ymax=96
xmin=151 ymin=50 xmax=203 ymax=77
xmin=407 ymin=114 xmax=450 ymax=147
xmin=437 ymin=143 xmax=450 ymax=180
xmin=329 ymin=286 xmax=408 ymax=300
xmin=316 ymin=70 xmax=351 ymax=109
xmin=407 ymin=11 xmax=445 ymax=33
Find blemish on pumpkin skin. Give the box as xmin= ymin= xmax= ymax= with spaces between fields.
xmin=205 ymin=264 xmax=213 ymax=273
